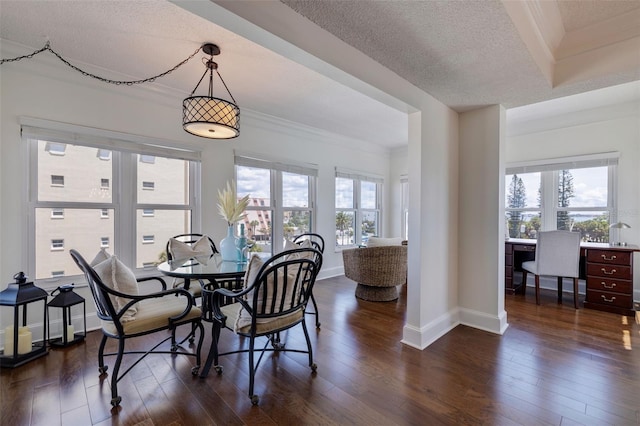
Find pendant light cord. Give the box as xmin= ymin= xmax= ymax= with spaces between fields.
xmin=1 ymin=41 xmax=203 ymax=86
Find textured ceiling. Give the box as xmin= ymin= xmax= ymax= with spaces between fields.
xmin=1 ymin=0 xmax=639 ymax=149
xmin=281 ymin=0 xmax=640 ymax=111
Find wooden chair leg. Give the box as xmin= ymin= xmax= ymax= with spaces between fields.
xmin=521 ymin=271 xmax=528 ymax=295
xmin=557 ymin=277 xmax=563 ymax=304
xmin=573 ymin=277 xmax=579 ymax=309
xmin=535 ymin=275 xmax=541 ymax=305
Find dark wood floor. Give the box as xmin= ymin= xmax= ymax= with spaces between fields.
xmin=2 ymin=275 xmax=639 ymax=426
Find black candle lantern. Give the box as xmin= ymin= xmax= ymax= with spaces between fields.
xmin=47 ymin=284 xmax=86 ymax=347
xmin=0 ymin=272 xmax=49 ymax=367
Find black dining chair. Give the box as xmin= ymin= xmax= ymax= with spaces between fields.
xmin=207 ymin=247 xmax=322 ymax=405
xmin=70 ymin=249 xmax=204 ymax=407
xmin=293 ymin=233 xmax=325 ymax=327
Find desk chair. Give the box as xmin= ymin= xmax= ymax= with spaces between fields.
xmin=521 ymin=230 xmax=581 ymax=308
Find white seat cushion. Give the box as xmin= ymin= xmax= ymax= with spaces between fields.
xmin=101 ymin=295 xmax=201 ymax=336
xmin=367 ymin=237 xmax=403 ymax=247
xmin=222 ymin=302 xmax=303 ymax=335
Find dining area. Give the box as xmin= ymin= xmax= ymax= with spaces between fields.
xmin=67 ymin=231 xmax=325 ymax=408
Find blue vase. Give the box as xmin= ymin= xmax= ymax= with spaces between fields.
xmin=236 ymin=224 xmax=247 ymax=262
xmin=220 ymin=225 xmax=239 ymax=262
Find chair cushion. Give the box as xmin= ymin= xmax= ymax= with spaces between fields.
xmin=235 ymin=255 xmax=302 ymax=332
xmin=521 ymin=260 xmax=536 ymax=274
xmin=168 ymin=236 xmax=213 ymax=261
xmin=223 ymin=302 xmax=303 ymax=335
xmin=367 ymin=237 xmax=403 ymax=247
xmin=93 ymin=255 xmax=140 ymax=322
xmin=101 ymin=295 xmax=201 ymax=336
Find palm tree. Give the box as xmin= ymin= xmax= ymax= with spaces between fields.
xmin=335 ymin=212 xmax=352 ymax=245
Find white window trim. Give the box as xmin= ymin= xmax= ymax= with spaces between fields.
xmin=505 ymin=152 xmax=618 ymax=238
xmin=23 ymin=118 xmax=202 ymax=288
xmin=335 ymin=167 xmax=383 ymax=249
xmin=235 ymin=153 xmax=318 ymax=254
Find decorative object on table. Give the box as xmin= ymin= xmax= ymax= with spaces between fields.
xmin=217 ymin=180 xmax=250 ymax=261
xmin=609 ymin=222 xmax=631 ymax=246
xmin=183 ymin=43 xmax=240 ymax=139
xmin=0 ymin=41 xmax=238 ymax=140
xmin=0 ymin=272 xmax=48 ymax=367
xmin=47 ymin=284 xmax=86 ymax=347
xmin=236 ymin=223 xmax=248 ymax=262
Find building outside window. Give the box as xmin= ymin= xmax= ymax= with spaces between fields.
xmin=335 ymin=168 xmax=382 ymax=248
xmin=505 ymin=154 xmax=617 ymax=242
xmin=45 ymin=142 xmax=66 ymax=156
xmin=25 ymin=123 xmax=201 ymax=287
xmin=235 ymin=154 xmax=317 ymax=255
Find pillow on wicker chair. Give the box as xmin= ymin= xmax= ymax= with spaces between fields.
xmin=367 ymin=237 xmax=403 ymax=247
xmin=93 ymin=255 xmax=140 ymax=322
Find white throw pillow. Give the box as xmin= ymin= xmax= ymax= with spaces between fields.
xmin=90 ymin=248 xmax=112 ymax=266
xmin=168 ymin=236 xmax=213 ymax=261
xmin=93 ymin=255 xmax=139 ymax=322
xmin=234 ymin=255 xmax=300 ymax=332
xmin=283 ymin=238 xmax=314 ymax=259
xmin=367 ymin=237 xmax=403 ymax=247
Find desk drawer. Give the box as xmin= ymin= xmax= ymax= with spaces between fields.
xmin=586 ymin=263 xmax=631 ymax=280
xmin=513 ymin=244 xmax=536 ymax=252
xmin=586 ymin=289 xmax=632 ymax=309
xmin=586 ymin=249 xmax=631 ymax=266
xmin=586 ymin=277 xmax=632 ymax=294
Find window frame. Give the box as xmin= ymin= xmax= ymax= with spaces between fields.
xmin=235 ymin=153 xmax=318 ymax=254
xmin=505 ymin=153 xmax=618 ymax=241
xmin=335 ymin=168 xmax=383 ymax=249
xmin=23 ymin=119 xmax=201 ymax=289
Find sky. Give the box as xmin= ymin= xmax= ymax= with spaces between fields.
xmin=506 ymin=166 xmax=608 ymax=209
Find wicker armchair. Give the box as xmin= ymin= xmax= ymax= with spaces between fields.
xmin=342 ymin=245 xmax=407 ymax=301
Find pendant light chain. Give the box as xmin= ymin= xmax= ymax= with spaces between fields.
xmin=1 ymin=41 xmax=203 ymax=86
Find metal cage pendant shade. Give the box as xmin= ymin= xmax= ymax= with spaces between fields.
xmin=183 ymin=43 xmax=240 ymax=139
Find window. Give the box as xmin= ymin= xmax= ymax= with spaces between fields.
xmin=142 ymin=208 xmax=155 ymax=217
xmin=140 ymin=155 xmax=156 ymax=164
xmin=142 ymin=181 xmax=155 ymax=190
xmin=335 ymin=168 xmax=382 ymax=247
xmin=100 ymin=178 xmax=110 ymax=189
xmin=24 ymin=122 xmax=201 ymax=286
xmin=51 ymin=270 xmax=65 ymax=278
xmin=505 ymin=153 xmax=617 ymax=242
xmin=45 ymin=142 xmax=66 ymax=155
xmin=51 ymin=175 xmax=64 ymax=186
xmin=235 ymin=154 xmax=317 ymax=255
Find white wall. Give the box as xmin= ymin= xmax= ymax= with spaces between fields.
xmin=0 ymin=42 xmax=395 ymax=338
xmin=506 ymin=102 xmax=640 ymax=301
